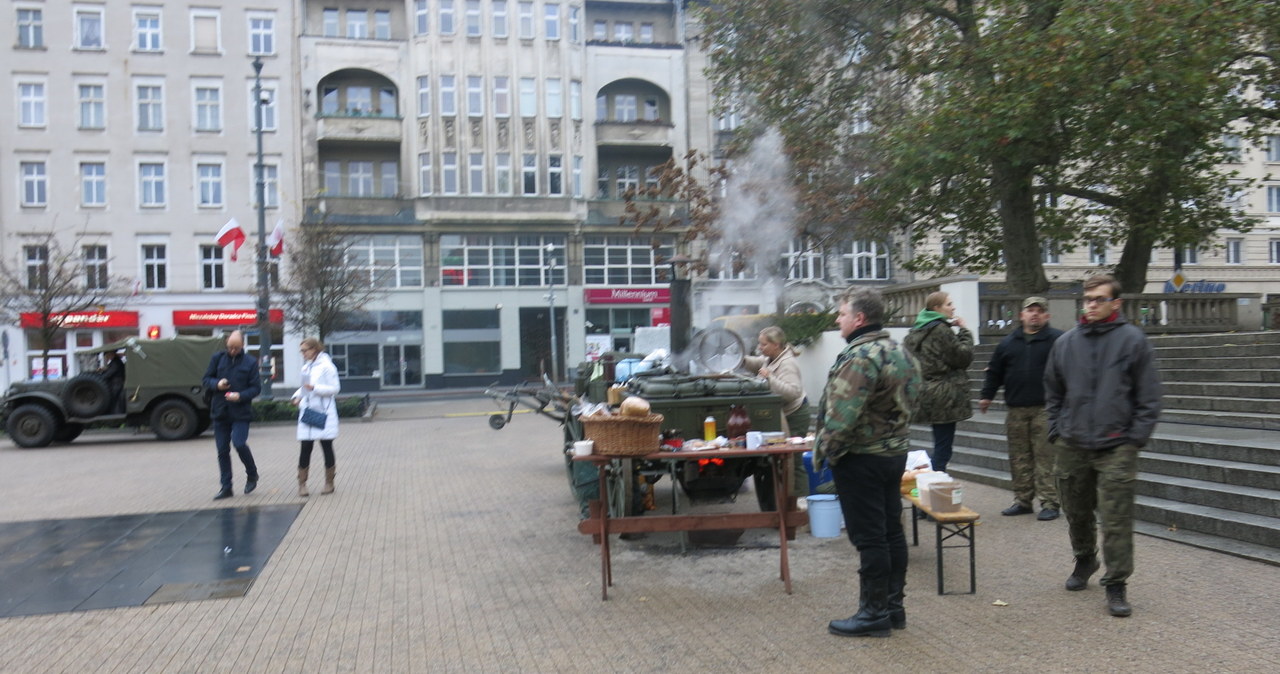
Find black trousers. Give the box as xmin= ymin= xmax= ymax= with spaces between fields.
xmin=831 ymin=452 xmax=909 ymax=581
xmin=299 ymin=440 xmax=335 ymax=469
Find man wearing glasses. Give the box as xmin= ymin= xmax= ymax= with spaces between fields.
xmin=1044 ymin=275 xmax=1162 ymax=617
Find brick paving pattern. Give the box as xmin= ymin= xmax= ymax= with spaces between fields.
xmin=1 ymin=398 xmax=1277 ymax=673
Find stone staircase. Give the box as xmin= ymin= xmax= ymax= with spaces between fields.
xmin=915 ymin=330 xmax=1280 ymax=565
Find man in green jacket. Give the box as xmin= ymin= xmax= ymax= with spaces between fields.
xmin=814 ymin=287 xmax=921 ymax=638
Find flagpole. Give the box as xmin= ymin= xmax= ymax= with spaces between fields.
xmin=252 ymin=56 xmax=274 ymax=399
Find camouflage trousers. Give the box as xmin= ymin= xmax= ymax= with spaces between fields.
xmin=1005 ymin=406 xmax=1059 ymax=509
xmin=1055 ymin=442 xmax=1139 ymax=586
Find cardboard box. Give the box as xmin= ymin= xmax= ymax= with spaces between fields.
xmin=925 ymin=481 xmax=963 ymax=513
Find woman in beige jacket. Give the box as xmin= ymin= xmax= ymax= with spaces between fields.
xmin=743 ymin=326 xmax=812 ymax=500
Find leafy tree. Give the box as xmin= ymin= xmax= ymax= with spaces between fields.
xmin=699 ymin=0 xmax=1279 ymax=294
xmin=0 ymin=230 xmax=128 ymax=379
xmin=275 ymin=225 xmax=385 ymax=343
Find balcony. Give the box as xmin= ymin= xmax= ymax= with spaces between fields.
xmin=594 ymin=120 xmax=674 ymax=147
xmin=304 ymin=197 xmax=416 ymax=225
xmin=316 ymin=114 xmax=402 ymax=144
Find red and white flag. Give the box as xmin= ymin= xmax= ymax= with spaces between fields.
xmin=215 ymin=218 xmax=246 ymax=261
xmin=267 ymin=219 xmax=285 ymax=256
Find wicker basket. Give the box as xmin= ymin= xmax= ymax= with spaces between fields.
xmin=580 ymin=413 xmax=665 ymax=457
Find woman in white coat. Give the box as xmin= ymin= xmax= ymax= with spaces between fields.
xmin=291 ymin=337 xmax=341 ymax=496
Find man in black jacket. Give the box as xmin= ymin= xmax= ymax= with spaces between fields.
xmin=1044 ymin=275 xmax=1162 ymax=618
xmin=203 ymin=330 xmax=261 ymax=500
xmin=979 ymin=297 xmax=1063 ymax=521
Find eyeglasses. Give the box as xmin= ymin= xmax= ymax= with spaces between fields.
xmin=1083 ymin=296 xmax=1114 ymax=305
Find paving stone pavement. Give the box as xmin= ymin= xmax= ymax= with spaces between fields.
xmin=1 ymin=397 xmax=1277 ymax=673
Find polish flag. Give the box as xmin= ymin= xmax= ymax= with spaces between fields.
xmin=267 ymin=220 xmax=285 ymax=256
xmin=216 ymin=219 xmax=247 ymax=261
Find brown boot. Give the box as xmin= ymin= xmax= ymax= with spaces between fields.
xmin=297 ymin=468 xmax=309 ymax=497
xmin=322 ymin=466 xmax=336 ymax=494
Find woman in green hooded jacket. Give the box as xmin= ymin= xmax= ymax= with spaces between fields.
xmin=902 ymin=291 xmax=974 ymax=473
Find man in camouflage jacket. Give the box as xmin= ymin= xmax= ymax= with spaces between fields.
xmin=815 ymin=287 xmax=921 ymax=638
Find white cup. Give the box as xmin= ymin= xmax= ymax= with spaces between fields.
xmin=745 ymin=431 xmax=763 ymax=450
xmin=573 ymin=440 xmax=594 ymax=456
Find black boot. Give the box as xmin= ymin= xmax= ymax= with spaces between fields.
xmin=887 ymin=569 xmax=907 ymax=630
xmin=829 ymin=575 xmax=892 ymax=638
xmin=1065 ymin=555 xmax=1100 ymax=591
xmin=1105 ymin=583 xmax=1131 ymax=617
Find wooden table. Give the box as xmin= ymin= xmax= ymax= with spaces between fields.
xmin=904 ymin=493 xmax=980 ymax=595
xmin=575 ymin=444 xmax=811 ymax=600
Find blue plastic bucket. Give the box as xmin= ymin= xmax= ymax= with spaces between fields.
xmin=802 ymin=451 xmax=834 ymax=494
xmin=807 ymin=494 xmax=842 ymax=538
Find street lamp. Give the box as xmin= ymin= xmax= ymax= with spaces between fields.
xmin=252 ymin=56 xmax=273 ymax=399
xmin=545 ymin=243 xmax=560 ymax=383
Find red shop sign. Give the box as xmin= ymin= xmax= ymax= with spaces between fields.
xmin=20 ymin=311 xmax=139 ymax=329
xmin=173 ymin=309 xmax=284 ymax=326
xmin=583 ymin=288 xmax=671 ymax=304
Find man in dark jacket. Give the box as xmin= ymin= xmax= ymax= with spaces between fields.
xmin=979 ymin=296 xmax=1064 ymax=521
xmin=1044 ymin=275 xmax=1162 ymax=618
xmin=203 ymin=330 xmax=261 ymax=500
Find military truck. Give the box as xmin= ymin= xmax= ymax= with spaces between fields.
xmin=2 ymin=336 xmax=223 ymax=448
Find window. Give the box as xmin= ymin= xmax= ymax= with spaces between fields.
xmin=545 ymin=4 xmax=560 ymax=40
xmin=374 ymin=10 xmax=391 ymax=39
xmin=1089 ymin=240 xmax=1108 ymax=265
xmin=614 ymin=165 xmax=638 ymax=196
xmin=522 ymin=154 xmax=537 ymax=195
xmin=592 ymin=20 xmax=607 ymax=40
xmin=643 ymin=97 xmax=659 ymax=121
xmin=25 ymin=245 xmax=49 ymax=290
xmin=251 ymin=83 xmax=278 ymax=130
xmin=519 ymin=78 xmax=536 ymax=117
xmin=1222 ymin=133 xmax=1242 ymax=163
xmin=323 ymin=8 xmax=340 ymax=36
xmin=1267 ymin=135 xmax=1280 ymax=163
xmin=1041 ymin=242 xmax=1061 ymax=265
xmin=442 ymin=153 xmax=459 ymax=194
xmin=467 ymin=76 xmax=484 ymax=117
xmin=439 ymin=234 xmax=566 ymax=287
xmin=518 ymin=2 xmax=534 ymax=39
xmin=840 ymin=240 xmax=890 ymax=280
xmin=582 ymin=236 xmax=673 ymax=285
xmin=1270 ymin=185 xmax=1280 ymax=213
xmin=468 ymin=153 xmax=485 ymax=194
xmin=614 ymin=22 xmax=632 ymax=43
xmin=572 ymin=156 xmax=583 ymax=197
xmin=258 ymin=163 xmax=279 ymax=208
xmin=570 ymin=81 xmax=582 ymax=120
xmin=1225 ymin=239 xmax=1243 ymax=265
xmin=1179 ymin=246 xmax=1199 ymax=265
xmin=197 ymin=162 xmax=224 ymax=207
xmin=76 ymin=8 xmax=104 ymax=49
xmin=546 ymin=155 xmax=564 ymax=196
xmin=83 ymin=245 xmax=108 ymax=290
xmin=345 ymin=9 xmax=367 ymax=38
xmin=415 ymin=0 xmax=428 ymax=35
xmin=78 ymin=84 xmax=106 ymax=129
xmin=346 ymin=235 xmax=424 ymax=288
xmin=380 ymin=161 xmax=398 ymax=196
xmin=492 ymin=1 xmax=508 ymax=37
xmin=200 ymin=245 xmax=225 ymax=289
xmin=19 ymin=82 xmax=46 ymax=127
xmin=440 ymin=76 xmax=457 ymax=116
xmin=20 ymin=162 xmax=48 ymax=206
xmin=783 ymin=239 xmax=824 ymax=280
xmin=614 ymin=95 xmax=637 ymax=122
xmin=248 ymin=13 xmax=275 ymax=54
xmin=488 ymin=76 xmax=509 ymax=118
xmin=418 ymin=153 xmax=433 ymax=195
xmin=81 ymin=162 xmax=106 ymax=206
xmin=17 ymin=8 xmax=43 ymax=48
xmin=1271 ymin=240 xmax=1280 ymax=265
xmin=417 ymin=77 xmax=432 ymax=117
xmin=546 ymin=79 xmax=563 ymax=118
xmin=441 ymin=310 xmax=500 ymax=374
xmin=348 ymin=161 xmax=374 ymax=196
xmin=440 ymin=0 xmax=455 ymax=35
xmin=194 ymin=85 xmax=222 ymax=131
xmin=466 ymin=0 xmax=482 ymax=36
xmin=568 ymin=7 xmax=580 ymax=42
xmin=134 ymin=9 xmax=162 ymax=51
xmin=639 ymin=23 xmax=653 ymax=44
xmin=323 ymin=161 xmax=342 ymax=194
xmin=137 ymin=84 xmax=164 ymax=131
xmin=191 ymin=10 xmax=220 ymax=53
xmin=139 ymin=162 xmax=166 ymax=207
xmin=495 ymin=153 xmax=511 ymax=194
xmin=142 ymin=244 xmax=167 ymax=290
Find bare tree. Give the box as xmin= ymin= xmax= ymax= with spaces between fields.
xmin=0 ymin=229 xmax=128 ymax=379
xmin=275 ymin=225 xmax=385 ymax=342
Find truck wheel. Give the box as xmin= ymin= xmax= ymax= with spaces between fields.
xmin=488 ymin=414 xmax=507 ymax=430
xmin=5 ymin=405 xmax=57 ymax=448
xmin=54 ymin=423 xmax=85 ymax=443
xmin=151 ymin=400 xmax=198 ymax=441
xmin=64 ymin=373 xmax=111 ymax=417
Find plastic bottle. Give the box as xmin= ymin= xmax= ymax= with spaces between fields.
xmin=703 ymin=415 xmax=716 ymax=441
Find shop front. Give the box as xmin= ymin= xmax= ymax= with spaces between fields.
xmin=583 ymin=288 xmax=670 ymax=355
xmin=19 ymin=311 xmax=140 ymax=381
xmin=172 ymin=308 xmax=285 ymax=383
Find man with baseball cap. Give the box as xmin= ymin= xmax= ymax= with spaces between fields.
xmin=979 ymin=295 xmax=1064 ymax=520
